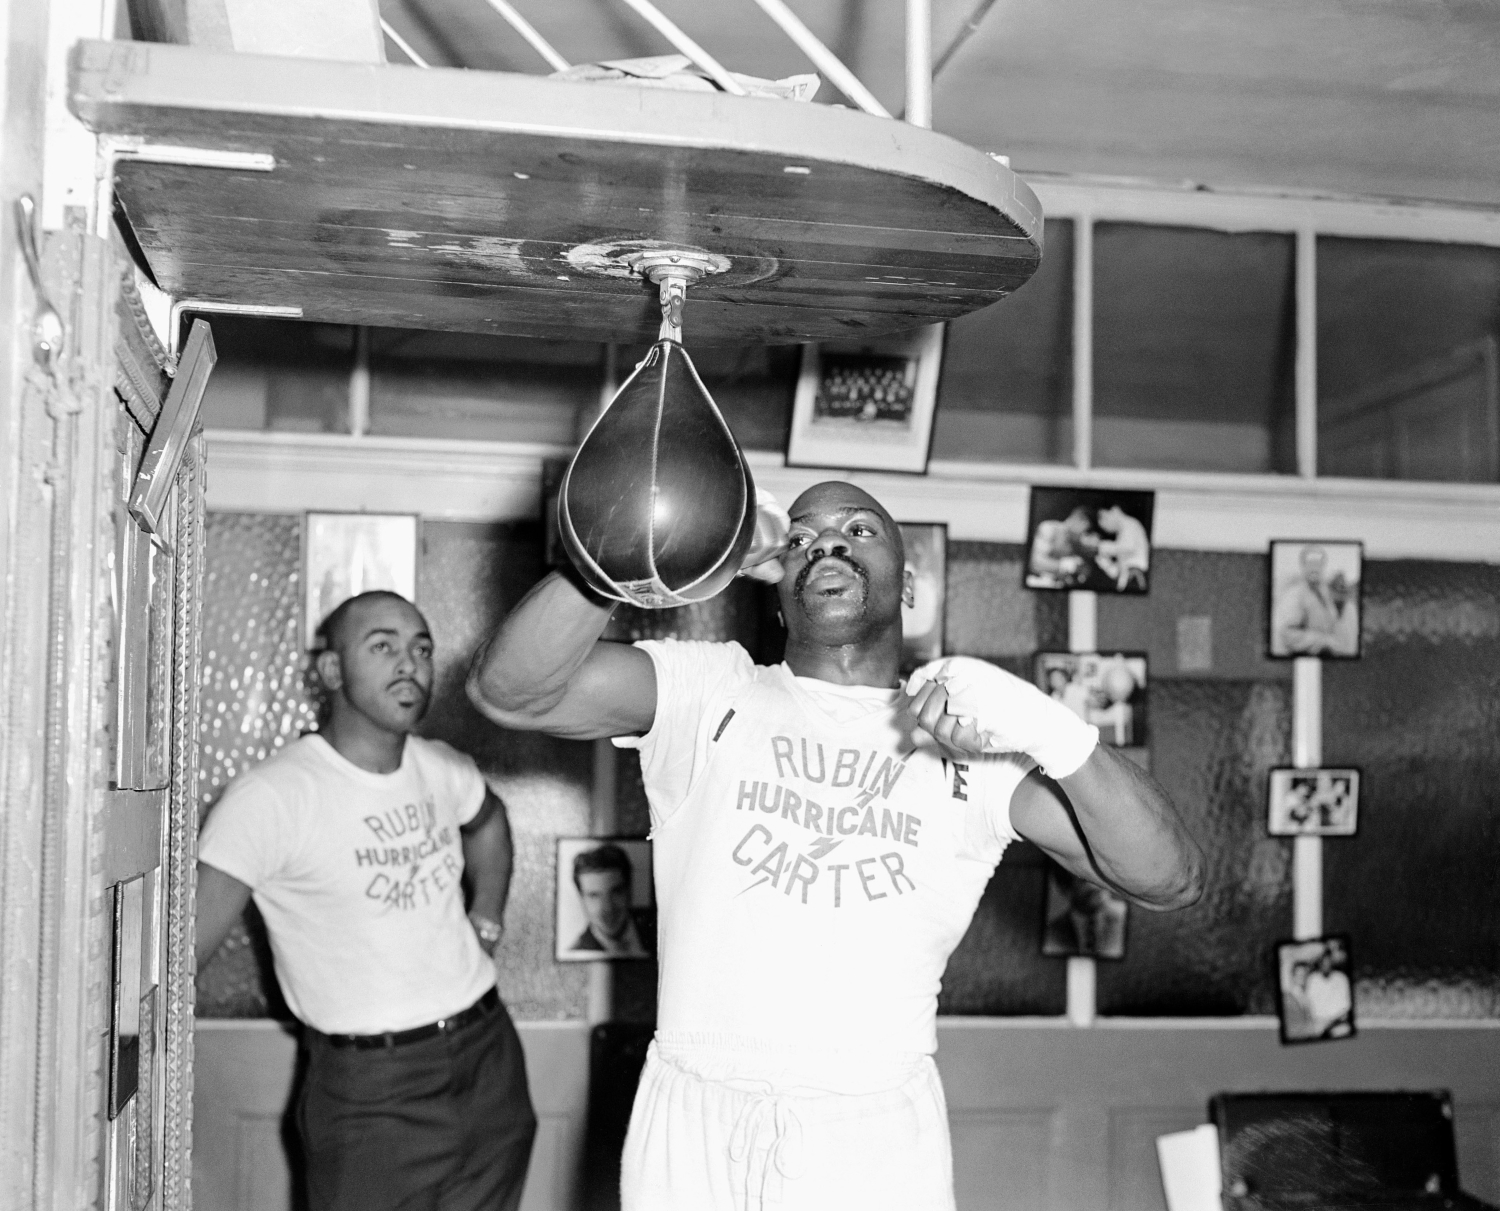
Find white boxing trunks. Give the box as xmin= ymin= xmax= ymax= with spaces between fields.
xmin=620 ymin=1035 xmax=955 ymax=1211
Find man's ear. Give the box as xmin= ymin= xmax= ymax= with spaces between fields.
xmin=315 ymin=648 xmax=344 ymax=693
xmin=902 ymin=564 xmax=916 ymax=609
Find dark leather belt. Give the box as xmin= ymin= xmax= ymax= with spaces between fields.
xmin=317 ymin=987 xmax=499 ymax=1050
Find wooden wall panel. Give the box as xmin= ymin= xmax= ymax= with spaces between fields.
xmin=192 ymin=1020 xmax=590 ymax=1211
xmin=194 ymin=1020 xmax=1500 ymax=1211
xmin=950 ymin=1109 xmax=1056 ymax=1210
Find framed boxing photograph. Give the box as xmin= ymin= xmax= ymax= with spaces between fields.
xmin=786 ymin=324 xmax=943 ymax=474
xmin=898 ymin=522 xmax=947 ymax=671
xmin=1267 ymin=767 xmax=1361 ymax=837
xmin=1033 ymin=651 xmax=1149 ymax=748
xmin=1267 ymin=539 xmax=1363 ymax=659
xmin=1275 ymin=934 xmax=1357 ymax=1045
xmin=1040 ymin=864 xmax=1128 ymax=960
xmin=556 ymin=838 xmax=656 ymax=962
xmin=1023 ymin=486 xmax=1155 ymax=594
xmin=304 ymin=512 xmax=420 ymax=649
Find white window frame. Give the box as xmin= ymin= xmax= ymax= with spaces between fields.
xmin=1029 ymin=175 xmax=1500 ymax=483
xmin=206 ymin=177 xmax=1500 ymax=564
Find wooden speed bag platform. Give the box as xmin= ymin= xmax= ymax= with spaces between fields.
xmin=70 ymin=39 xmax=1043 ymax=346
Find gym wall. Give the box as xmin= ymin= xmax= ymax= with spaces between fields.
xmin=194 ymin=516 xmax=1500 ymax=1025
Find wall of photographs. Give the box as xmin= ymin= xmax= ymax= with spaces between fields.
xmin=194 ymin=505 xmax=1499 ymax=1030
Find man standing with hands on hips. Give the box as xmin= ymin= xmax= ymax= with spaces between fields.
xmin=469 ymin=480 xmax=1203 ymax=1211
xmin=197 ymin=590 xmax=535 ymax=1211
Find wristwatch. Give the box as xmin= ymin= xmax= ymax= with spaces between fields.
xmin=469 ymin=912 xmax=505 ymax=951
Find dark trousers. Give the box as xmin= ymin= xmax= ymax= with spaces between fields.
xmin=298 ymin=999 xmax=537 ymax=1211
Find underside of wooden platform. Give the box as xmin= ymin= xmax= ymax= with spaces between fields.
xmin=70 ymin=39 xmax=1043 ymax=346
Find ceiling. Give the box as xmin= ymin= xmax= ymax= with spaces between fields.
xmin=380 ymin=0 xmax=1500 ymax=207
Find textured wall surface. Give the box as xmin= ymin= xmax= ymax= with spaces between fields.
xmin=1098 ymin=549 xmax=1291 ymax=681
xmin=1096 ymin=679 xmax=1293 ymax=1015
xmin=941 ymin=546 xmax=1295 ymax=1016
xmin=195 ymin=520 xmax=1498 ymax=1023
xmin=195 ymin=514 xmax=316 ymax=1017
xmin=1324 ymin=559 xmax=1500 ymax=1017
xmin=194 ymin=515 xmax=597 ymax=1020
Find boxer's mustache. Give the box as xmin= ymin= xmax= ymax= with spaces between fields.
xmin=795 ymin=553 xmax=868 ymax=597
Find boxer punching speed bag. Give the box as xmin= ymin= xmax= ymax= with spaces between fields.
xmin=560 ymin=339 xmax=757 ymax=609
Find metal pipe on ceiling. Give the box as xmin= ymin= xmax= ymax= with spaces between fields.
xmin=481 ymin=0 xmax=571 ymax=72
xmin=748 ymin=0 xmax=891 ymax=118
xmin=906 ymin=0 xmax=932 ymax=128
xmin=380 ymin=18 xmax=431 ymax=67
xmin=615 ymin=0 xmax=749 ymax=95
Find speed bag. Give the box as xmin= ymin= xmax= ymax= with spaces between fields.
xmin=559 ymin=339 xmax=757 ymax=609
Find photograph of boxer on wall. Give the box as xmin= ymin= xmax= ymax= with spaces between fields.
xmin=1024 ymin=487 xmax=1155 ymax=594
xmin=556 ymin=839 xmax=656 ymax=962
xmin=1267 ymin=767 xmax=1361 ymax=837
xmin=1041 ymin=864 xmax=1129 ymax=960
xmin=1267 ymin=539 xmax=1363 ymax=659
xmin=1033 ymin=652 xmax=1149 ymax=748
xmin=898 ymin=522 xmax=947 ymax=671
xmin=304 ymin=512 xmax=419 ymax=650
xmin=1276 ymin=935 xmax=1356 ymax=1045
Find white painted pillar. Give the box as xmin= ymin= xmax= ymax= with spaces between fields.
xmin=1066 ymin=590 xmax=1098 ymax=1025
xmin=904 ymin=0 xmax=932 ymax=130
xmin=579 ymin=344 xmax=618 ymax=442
xmin=1295 ymin=226 xmax=1318 ymax=479
xmin=1292 ymin=657 xmax=1323 ymax=940
xmin=348 ymin=326 xmax=370 ymax=437
xmin=1071 ymin=216 xmax=1094 ymax=470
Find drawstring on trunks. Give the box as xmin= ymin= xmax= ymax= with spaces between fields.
xmin=727 ymin=1090 xmax=804 ymax=1209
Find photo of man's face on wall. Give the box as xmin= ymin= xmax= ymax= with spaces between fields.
xmin=556 ymin=839 xmax=655 ymax=962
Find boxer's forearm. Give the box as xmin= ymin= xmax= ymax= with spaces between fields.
xmin=1057 ymin=747 xmax=1204 ymax=910
xmin=462 ymin=800 xmax=513 ymax=923
xmin=467 ymin=569 xmax=656 ymax=738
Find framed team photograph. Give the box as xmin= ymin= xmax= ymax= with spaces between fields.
xmin=304 ymin=512 xmax=419 ymax=649
xmin=1267 ymin=539 xmax=1363 ymax=659
xmin=1033 ymin=651 xmax=1149 ymax=748
xmin=1275 ymin=934 xmax=1356 ymax=1045
xmin=1024 ymin=486 xmax=1155 ymax=594
xmin=786 ymin=324 xmax=943 ymax=474
xmin=555 ymin=838 xmax=656 ymax=962
xmin=1041 ymin=864 xmax=1128 ymax=960
xmin=1267 ymin=767 xmax=1361 ymax=837
xmin=898 ymin=522 xmax=947 ymax=671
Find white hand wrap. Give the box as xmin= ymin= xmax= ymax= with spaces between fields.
xmin=906 ymin=656 xmax=1099 ymax=779
xmin=738 ymin=489 xmax=790 ymax=575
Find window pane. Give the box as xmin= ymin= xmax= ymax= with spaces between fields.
xmin=197 ymin=317 xmax=353 ymax=433
xmin=932 ymin=219 xmax=1074 ymax=464
xmin=1094 ymin=224 xmax=1297 ymax=474
xmin=370 ymin=330 xmax=602 ymax=443
xmin=1317 ymin=237 xmax=1500 ymax=483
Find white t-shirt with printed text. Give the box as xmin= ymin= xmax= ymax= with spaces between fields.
xmin=618 ymin=639 xmax=1030 ymax=1060
xmin=197 ymin=733 xmax=495 ymax=1034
